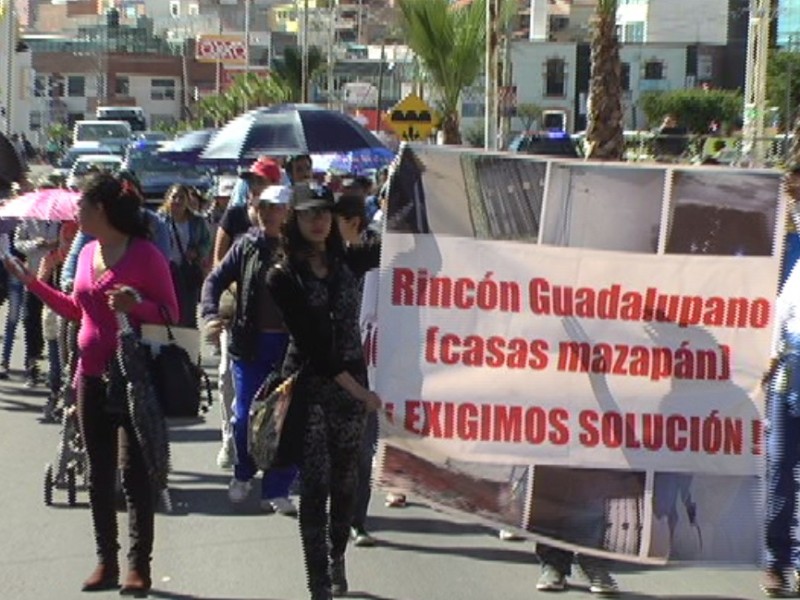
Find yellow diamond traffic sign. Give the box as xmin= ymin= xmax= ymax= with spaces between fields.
xmin=386 ymin=94 xmax=438 ymax=141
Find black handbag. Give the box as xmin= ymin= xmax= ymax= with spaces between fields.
xmin=148 ymin=308 xmax=213 ymax=418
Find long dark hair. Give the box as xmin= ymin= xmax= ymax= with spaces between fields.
xmin=278 ymin=207 xmax=345 ymax=268
xmin=81 ymin=172 xmax=150 ymax=238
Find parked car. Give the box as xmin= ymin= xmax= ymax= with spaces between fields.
xmin=73 ymin=120 xmax=132 ymax=155
xmin=507 ymin=131 xmax=580 ymax=158
xmin=52 ymin=144 xmax=116 ymax=179
xmin=123 ymin=146 xmax=212 ymax=201
xmin=66 ymin=154 xmax=123 ymax=189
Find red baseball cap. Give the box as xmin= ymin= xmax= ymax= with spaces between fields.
xmin=240 ymin=157 xmax=281 ymax=184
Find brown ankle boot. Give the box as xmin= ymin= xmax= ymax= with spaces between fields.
xmin=81 ymin=562 xmax=119 ymax=591
xmin=119 ymin=567 xmax=151 ymax=597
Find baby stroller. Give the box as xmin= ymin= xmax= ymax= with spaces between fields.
xmin=43 ymin=321 xmax=87 ymax=506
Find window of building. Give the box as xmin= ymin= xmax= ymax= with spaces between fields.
xmin=115 ymin=76 xmax=130 ymax=96
xmin=550 ymin=15 xmax=569 ymax=33
xmin=169 ymin=1 xmax=180 ymax=18
xmin=34 ymin=75 xmax=47 ymax=97
xmin=545 ymin=58 xmax=566 ymax=97
xmin=621 ymin=62 xmax=631 ymax=91
xmin=622 ymin=21 xmax=645 ymax=43
xmin=151 ymin=78 xmax=176 ymax=101
xmin=29 ymin=111 xmax=42 ymax=131
xmin=643 ymin=60 xmax=664 ymax=80
xmin=67 ymin=75 xmax=85 ymax=97
xmin=188 ymin=3 xmax=199 ymax=16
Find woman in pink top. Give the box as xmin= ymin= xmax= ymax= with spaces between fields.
xmin=4 ymin=172 xmax=178 ymax=597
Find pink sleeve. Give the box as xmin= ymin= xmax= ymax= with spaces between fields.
xmin=128 ymin=241 xmax=179 ymax=325
xmin=28 ymin=278 xmax=81 ymax=321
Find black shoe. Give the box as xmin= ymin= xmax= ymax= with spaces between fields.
xmin=331 ymin=556 xmax=348 ymax=597
xmin=0 ymin=364 xmax=9 ymax=380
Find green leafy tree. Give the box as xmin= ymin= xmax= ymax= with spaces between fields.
xmin=398 ymin=0 xmax=488 ymax=145
xmin=271 ymin=45 xmax=326 ymax=102
xmin=767 ymin=49 xmax=800 ymax=132
xmin=640 ymin=89 xmax=742 ymax=133
xmin=516 ymin=102 xmax=542 ymax=130
xmin=585 ymin=0 xmax=624 ymax=160
xmin=46 ymin=123 xmax=71 ymax=146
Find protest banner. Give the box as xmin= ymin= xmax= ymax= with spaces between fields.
xmin=370 ymin=144 xmax=784 ymax=563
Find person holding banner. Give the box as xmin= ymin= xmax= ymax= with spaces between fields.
xmin=762 ymin=198 xmax=800 ymax=596
xmin=334 ymin=192 xmax=380 ymax=547
xmin=535 ymin=544 xmax=618 ymax=593
xmin=267 ymin=186 xmax=381 ymax=600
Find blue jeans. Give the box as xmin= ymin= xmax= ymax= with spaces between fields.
xmin=231 ymin=332 xmax=297 ymax=499
xmin=766 ymin=332 xmax=800 ymax=570
xmin=2 ymin=276 xmax=24 ymax=367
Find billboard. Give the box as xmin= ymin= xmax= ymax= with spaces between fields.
xmin=195 ymin=35 xmax=247 ymax=65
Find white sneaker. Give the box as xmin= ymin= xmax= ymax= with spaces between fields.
xmin=228 ymin=478 xmax=252 ymax=504
xmin=267 ymin=496 xmax=298 ymax=516
xmin=216 ymin=441 xmax=234 ymax=470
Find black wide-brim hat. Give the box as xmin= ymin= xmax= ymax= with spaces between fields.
xmin=292 ymin=183 xmax=335 ymax=211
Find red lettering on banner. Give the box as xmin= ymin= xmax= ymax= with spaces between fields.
xmin=752 ymin=419 xmax=763 ymax=455
xmin=398 ymin=401 xmax=755 ymax=457
xmin=424 ymin=327 xmax=550 ymax=371
xmin=390 ymin=268 xmax=521 ymax=312
xmin=556 ymin=340 xmax=731 ymax=381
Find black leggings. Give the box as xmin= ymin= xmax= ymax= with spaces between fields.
xmin=77 ymin=376 xmax=154 ymax=570
xmin=298 ymin=379 xmax=366 ymax=594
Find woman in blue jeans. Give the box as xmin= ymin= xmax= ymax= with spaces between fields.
xmin=201 ymin=185 xmax=297 ymax=513
xmin=0 ymin=273 xmax=24 ymax=378
xmin=762 ymin=253 xmax=800 ymax=597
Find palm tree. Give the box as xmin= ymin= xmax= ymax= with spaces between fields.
xmin=398 ymin=0 xmax=487 ymax=145
xmin=585 ymin=0 xmax=625 ymax=160
xmin=230 ymin=72 xmax=291 ymax=110
xmin=271 ymin=46 xmax=326 ymax=102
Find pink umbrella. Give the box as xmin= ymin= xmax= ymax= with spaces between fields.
xmin=0 ymin=189 xmax=80 ymax=221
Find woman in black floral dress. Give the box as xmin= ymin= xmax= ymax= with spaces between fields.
xmin=267 ymin=187 xmax=381 ymax=600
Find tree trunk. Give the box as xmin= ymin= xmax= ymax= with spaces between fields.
xmin=442 ymin=112 xmax=462 ymax=145
xmin=586 ymin=0 xmax=625 ymax=161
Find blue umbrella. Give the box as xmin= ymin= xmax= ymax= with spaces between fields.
xmin=158 ymin=129 xmax=217 ymax=165
xmin=199 ymin=104 xmax=386 ymax=165
xmin=329 ymin=147 xmax=395 ymax=175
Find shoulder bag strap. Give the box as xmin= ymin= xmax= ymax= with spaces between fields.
xmin=169 ymin=217 xmax=189 ymax=263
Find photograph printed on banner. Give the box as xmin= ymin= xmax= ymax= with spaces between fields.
xmin=666 ymin=170 xmax=778 ymax=256
xmin=385 ymin=145 xmax=549 ymax=240
xmin=539 ymin=163 xmax=666 ymax=253
xmin=377 ymin=444 xmax=530 ymax=529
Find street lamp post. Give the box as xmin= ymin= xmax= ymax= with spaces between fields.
xmin=3 ymin=0 xmax=16 ymax=135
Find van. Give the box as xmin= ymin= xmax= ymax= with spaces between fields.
xmin=96 ymin=106 xmax=147 ymax=132
xmin=73 ymin=120 xmax=132 ymax=155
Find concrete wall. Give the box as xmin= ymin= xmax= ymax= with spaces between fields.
xmin=644 ymin=0 xmax=728 ymax=44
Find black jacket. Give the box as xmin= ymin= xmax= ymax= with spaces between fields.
xmin=201 ymin=227 xmax=280 ymax=361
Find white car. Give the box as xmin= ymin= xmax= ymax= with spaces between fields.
xmin=66 ymin=154 xmax=123 ymax=190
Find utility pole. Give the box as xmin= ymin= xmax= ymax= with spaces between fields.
xmin=484 ymin=0 xmax=497 ymax=150
xmin=301 ymin=0 xmax=310 ymax=103
xmin=742 ymin=0 xmax=772 ymax=166
xmin=327 ymin=1 xmax=337 ymax=109
xmin=376 ymin=42 xmax=385 ymax=133
xmin=244 ymin=0 xmax=251 ymax=74
xmin=3 ymin=0 xmax=15 ymax=135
